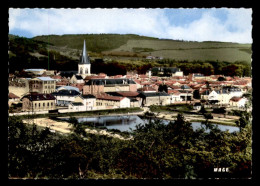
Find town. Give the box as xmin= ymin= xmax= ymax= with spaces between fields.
xmin=8 ymin=8 xmax=253 ymax=179
xmin=9 ymin=40 xmax=252 ymax=119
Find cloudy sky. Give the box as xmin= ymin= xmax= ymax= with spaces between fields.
xmin=9 ymin=8 xmax=252 ymax=43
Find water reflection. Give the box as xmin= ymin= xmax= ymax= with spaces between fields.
xmin=60 ymin=115 xmax=239 ymax=133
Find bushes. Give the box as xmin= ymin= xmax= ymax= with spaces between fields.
xmin=8 ymin=113 xmax=252 ymax=179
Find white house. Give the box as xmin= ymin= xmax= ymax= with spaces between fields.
xmin=229 ymin=97 xmax=248 ymax=108
xmin=70 ymin=75 xmax=84 ymax=84
xmin=119 ymin=97 xmax=131 ymax=108
xmin=51 ymin=89 xmax=80 ymax=106
xmin=95 ymin=93 xmax=131 ymax=109
xmin=168 ymin=90 xmax=182 ymax=103
xmin=74 ymin=94 xmax=96 ymax=111
xmin=68 ymin=102 xmax=86 ymax=112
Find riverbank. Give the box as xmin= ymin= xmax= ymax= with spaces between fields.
xmin=22 ymin=117 xmax=133 ymax=140
xmin=154 ymin=112 xmax=238 ymax=126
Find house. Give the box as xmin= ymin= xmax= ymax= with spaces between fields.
xmin=95 ymin=93 xmax=131 ymax=109
xmin=8 ymin=93 xmax=20 ymax=106
xmin=70 ymin=75 xmax=85 ymax=84
xmin=151 ymin=67 xmax=183 ymax=77
xmin=139 ymin=92 xmax=171 ymax=107
xmin=21 ymin=92 xmax=56 ymax=112
xmin=68 ymin=102 xmax=86 ymax=112
xmin=178 ymin=90 xmax=193 ymax=101
xmin=73 ymin=94 xmax=96 ymax=111
xmin=106 ymin=91 xmax=141 ymax=107
xmin=8 ymin=92 xmax=20 ymax=102
xmin=168 ymin=90 xmax=182 ymax=103
xmin=83 ymin=78 xmax=137 ymax=95
xmin=229 ymin=97 xmax=248 ymax=108
xmin=51 ymin=89 xmax=80 ymax=106
xmin=29 ymin=77 xmax=56 ymax=94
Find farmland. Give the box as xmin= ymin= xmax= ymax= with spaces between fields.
xmin=33 ymin=34 xmax=251 ymax=63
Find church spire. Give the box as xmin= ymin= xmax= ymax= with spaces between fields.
xmin=80 ymin=40 xmax=90 ymax=64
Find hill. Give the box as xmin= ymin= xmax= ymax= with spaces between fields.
xmin=33 ymin=34 xmax=251 ymax=63
xmin=8 ymin=34 xmax=252 ymax=76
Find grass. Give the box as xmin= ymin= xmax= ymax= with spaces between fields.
xmin=149 ymin=104 xmax=194 ymax=113
xmin=32 ymin=34 xmax=251 ymax=63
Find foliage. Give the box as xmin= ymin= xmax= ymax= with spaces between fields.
xmin=193 ymin=89 xmax=201 ymax=99
xmin=212 ymin=107 xmax=226 ymax=114
xmin=8 ymin=112 xmax=252 ymax=179
xmin=158 ymin=84 xmax=168 ymax=93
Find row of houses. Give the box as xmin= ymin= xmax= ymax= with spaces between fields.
xmin=9 ymin=69 xmax=251 ymax=113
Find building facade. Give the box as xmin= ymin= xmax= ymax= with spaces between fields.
xmin=29 ymin=77 xmax=56 ymax=94
xmin=21 ymin=92 xmax=56 ymax=112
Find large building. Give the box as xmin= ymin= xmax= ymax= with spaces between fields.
xmin=21 ymin=92 xmax=56 ymax=112
xmin=78 ymin=40 xmax=91 ymax=79
xmin=83 ymin=78 xmax=137 ymax=95
xmin=29 ymin=77 xmax=56 ymax=94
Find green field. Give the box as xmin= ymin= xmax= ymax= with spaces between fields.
xmin=111 ymin=39 xmax=251 ymax=62
xmin=33 ymin=34 xmax=251 ymax=63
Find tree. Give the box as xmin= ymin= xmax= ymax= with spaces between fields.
xmin=158 ymin=84 xmax=168 ymax=93
xmin=68 ymin=117 xmax=86 ymax=137
xmin=218 ymin=76 xmax=226 ymax=81
xmin=193 ymin=89 xmax=201 ymax=99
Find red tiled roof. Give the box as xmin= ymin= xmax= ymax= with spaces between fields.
xmin=9 ymin=93 xmax=20 ymax=99
xmin=52 ymin=75 xmax=62 ymax=79
xmin=96 ymin=93 xmax=124 ymax=101
xmin=134 ymin=80 xmax=141 ymax=84
xmin=115 ymin=91 xmax=140 ymax=97
xmin=230 ymin=97 xmax=242 ymax=102
xmin=168 ymin=90 xmax=181 ymax=95
xmin=139 ymin=74 xmax=148 ymax=78
xmin=84 ymin=75 xmax=106 ymax=80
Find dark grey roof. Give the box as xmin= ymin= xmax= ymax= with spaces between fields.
xmin=70 ymin=102 xmax=84 ymax=106
xmin=75 ymin=75 xmax=83 ymax=80
xmin=85 ymin=79 xmax=136 ymax=86
xmin=51 ymin=89 xmax=80 ymax=96
xmin=79 ymin=40 xmax=90 ymax=64
xmin=139 ymin=92 xmax=170 ymax=97
xmin=22 ymin=92 xmax=55 ymax=101
xmin=81 ymin=94 xmax=96 ymax=99
xmin=180 ymin=85 xmax=191 ymax=89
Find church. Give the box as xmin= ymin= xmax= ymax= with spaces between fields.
xmin=78 ymin=39 xmax=91 ymax=79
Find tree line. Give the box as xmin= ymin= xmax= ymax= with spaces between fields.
xmin=8 ymin=112 xmax=252 ymax=179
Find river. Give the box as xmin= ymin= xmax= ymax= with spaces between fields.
xmin=59 ymin=115 xmax=239 ymax=133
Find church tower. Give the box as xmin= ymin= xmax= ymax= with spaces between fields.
xmin=78 ymin=40 xmax=91 ymax=79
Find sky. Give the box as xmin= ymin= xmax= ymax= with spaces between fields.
xmin=9 ymin=8 xmax=252 ymax=43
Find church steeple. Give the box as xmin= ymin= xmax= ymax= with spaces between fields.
xmin=78 ymin=40 xmax=91 ymax=78
xmin=80 ymin=40 xmax=90 ymax=64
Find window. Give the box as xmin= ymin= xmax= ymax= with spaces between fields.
xmin=47 ymin=102 xmax=49 ymax=107
xmin=43 ymin=103 xmax=45 ymax=107
xmin=80 ymin=67 xmax=83 ymax=74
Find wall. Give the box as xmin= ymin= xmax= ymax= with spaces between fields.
xmin=22 ymin=98 xmax=56 ymax=112
xmin=119 ymin=98 xmax=130 ymax=108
